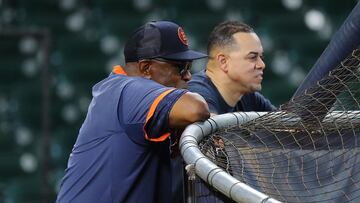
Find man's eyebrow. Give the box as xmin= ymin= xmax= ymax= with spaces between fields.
xmin=247 ymin=52 xmax=265 ymax=58
xmin=247 ymin=51 xmax=262 ymax=55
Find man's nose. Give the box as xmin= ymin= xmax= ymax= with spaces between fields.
xmin=256 ymin=57 xmax=265 ymax=69
xmin=182 ymin=71 xmax=192 ymax=82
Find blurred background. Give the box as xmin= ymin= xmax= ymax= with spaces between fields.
xmin=0 ymin=0 xmax=357 ymax=202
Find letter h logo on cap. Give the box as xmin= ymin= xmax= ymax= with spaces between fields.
xmin=177 ymin=27 xmax=188 ymax=46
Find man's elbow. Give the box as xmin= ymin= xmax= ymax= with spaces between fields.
xmin=169 ymin=92 xmax=210 ymax=128
xmin=188 ymin=99 xmax=210 ymax=123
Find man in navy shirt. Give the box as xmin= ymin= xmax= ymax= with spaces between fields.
xmin=189 ymin=21 xmax=275 ymax=115
xmin=56 ymin=21 xmax=210 ymax=203
xmin=188 ymin=21 xmax=276 ymax=202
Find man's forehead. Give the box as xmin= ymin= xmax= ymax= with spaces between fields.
xmin=233 ymin=32 xmax=259 ymax=40
xmin=232 ymin=32 xmax=263 ymax=53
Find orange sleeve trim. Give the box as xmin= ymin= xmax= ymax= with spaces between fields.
xmin=144 ymin=89 xmax=175 ymax=142
xmin=113 ymin=65 xmax=127 ymax=75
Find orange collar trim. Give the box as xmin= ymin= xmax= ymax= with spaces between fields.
xmin=113 ymin=65 xmax=127 ymax=75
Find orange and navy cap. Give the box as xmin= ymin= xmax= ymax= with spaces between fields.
xmin=124 ymin=21 xmax=207 ymax=62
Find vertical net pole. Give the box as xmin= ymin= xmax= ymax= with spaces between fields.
xmin=185 ymin=164 xmax=197 ymax=203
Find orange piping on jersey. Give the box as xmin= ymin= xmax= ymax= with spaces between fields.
xmin=113 ymin=65 xmax=127 ymax=75
xmin=144 ymin=89 xmax=175 ymax=142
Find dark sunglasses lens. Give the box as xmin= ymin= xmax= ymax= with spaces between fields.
xmin=154 ymin=58 xmax=191 ymax=76
xmin=178 ymin=62 xmax=191 ymax=76
xmin=178 ymin=63 xmax=187 ymax=70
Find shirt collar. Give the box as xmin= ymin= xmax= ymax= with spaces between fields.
xmin=112 ymin=65 xmax=127 ymax=75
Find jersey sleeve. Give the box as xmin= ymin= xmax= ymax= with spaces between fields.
xmin=144 ymin=89 xmax=187 ymax=141
xmin=119 ymin=78 xmax=187 ymax=143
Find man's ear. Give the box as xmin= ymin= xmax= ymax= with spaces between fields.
xmin=216 ymin=53 xmax=228 ymax=73
xmin=138 ymin=61 xmax=152 ymax=79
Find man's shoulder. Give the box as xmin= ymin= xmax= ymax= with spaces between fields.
xmin=188 ymin=70 xmax=225 ymax=113
xmin=125 ymin=76 xmax=163 ymax=89
xmin=188 ymin=71 xmax=213 ymax=91
xmin=91 ymin=75 xmax=168 ymax=103
xmin=190 ymin=70 xmax=207 ymax=81
xmin=99 ymin=75 xmax=164 ymax=90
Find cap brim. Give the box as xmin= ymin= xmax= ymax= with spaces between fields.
xmin=161 ymin=50 xmax=207 ymax=61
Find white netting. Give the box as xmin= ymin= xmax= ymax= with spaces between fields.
xmin=197 ymin=48 xmax=360 ymax=202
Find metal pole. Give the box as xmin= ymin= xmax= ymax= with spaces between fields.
xmin=185 ymin=164 xmax=196 ymax=203
xmin=40 ymin=29 xmax=52 ymax=203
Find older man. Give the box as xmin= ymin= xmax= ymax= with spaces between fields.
xmin=56 ymin=21 xmax=210 ymax=203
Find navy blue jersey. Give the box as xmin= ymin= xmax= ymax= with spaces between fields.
xmin=188 ymin=70 xmax=276 ymax=114
xmin=56 ymin=66 xmax=187 ymax=203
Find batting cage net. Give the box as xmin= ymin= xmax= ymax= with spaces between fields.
xmin=193 ymin=47 xmax=360 ymax=202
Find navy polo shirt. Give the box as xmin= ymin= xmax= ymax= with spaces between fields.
xmin=188 ymin=70 xmax=276 ymax=114
xmin=56 ymin=66 xmax=187 ymax=203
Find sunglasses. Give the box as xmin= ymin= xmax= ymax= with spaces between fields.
xmin=146 ymin=58 xmax=192 ymax=77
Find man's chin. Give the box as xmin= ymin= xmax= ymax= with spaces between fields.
xmin=250 ymin=85 xmax=262 ymax=92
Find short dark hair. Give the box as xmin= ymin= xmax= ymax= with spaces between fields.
xmin=207 ymin=21 xmax=254 ymax=55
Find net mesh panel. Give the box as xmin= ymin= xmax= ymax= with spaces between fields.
xmin=198 ymin=47 xmax=360 ymax=202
